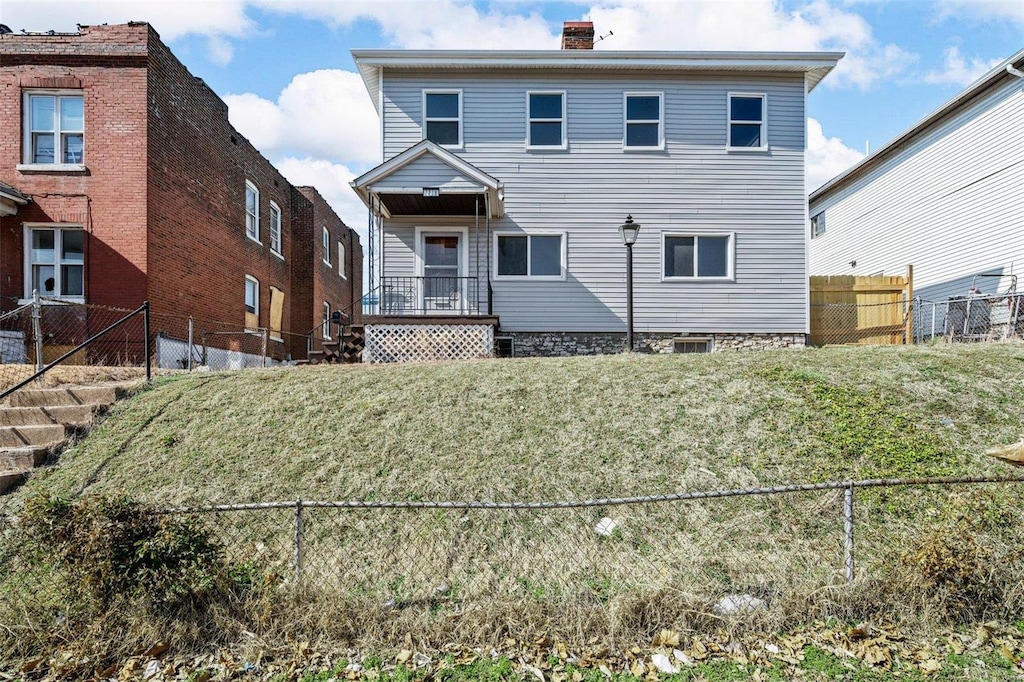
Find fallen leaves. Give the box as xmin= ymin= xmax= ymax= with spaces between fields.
xmin=6 ymin=619 xmax=1024 ymax=681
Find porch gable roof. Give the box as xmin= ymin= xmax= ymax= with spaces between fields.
xmin=0 ymin=181 xmax=29 ymax=217
xmin=350 ymin=140 xmax=504 ymax=218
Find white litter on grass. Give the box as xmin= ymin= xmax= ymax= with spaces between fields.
xmin=713 ymin=593 xmax=766 ymax=615
xmin=673 ymin=649 xmax=694 ymax=666
xmin=650 ymin=653 xmax=679 ymax=674
xmin=143 ymin=660 xmax=160 ymax=680
xmin=594 ymin=517 xmax=618 ymax=536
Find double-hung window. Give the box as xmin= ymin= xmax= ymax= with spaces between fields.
xmin=25 ymin=225 xmax=84 ymax=300
xmin=338 ymin=241 xmax=346 ymax=279
xmin=23 ymin=92 xmax=84 ymax=166
xmin=423 ymin=90 xmax=462 ymax=147
xmin=727 ymin=93 xmax=766 ymax=150
xmin=663 ymin=233 xmax=734 ymax=280
xmin=322 ymin=302 xmax=331 ymax=340
xmin=811 ymin=212 xmax=825 ymax=239
xmin=245 ymin=181 xmax=260 ymax=242
xmin=527 ymin=92 xmax=565 ymax=149
xmin=269 ymin=201 xmax=282 ymax=256
xmin=495 ymin=232 xmax=565 ymax=280
xmin=322 ymin=226 xmax=331 ymax=265
xmin=244 ymin=276 xmax=260 ymax=331
xmin=624 ymin=92 xmax=663 ymax=149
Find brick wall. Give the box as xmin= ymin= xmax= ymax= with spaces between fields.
xmin=1 ymin=23 xmax=356 ymax=364
xmin=0 ymin=24 xmax=149 ymax=310
xmin=145 ymin=27 xmax=294 ymax=360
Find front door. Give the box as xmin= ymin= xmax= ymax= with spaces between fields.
xmin=422 ymin=234 xmax=462 ymax=313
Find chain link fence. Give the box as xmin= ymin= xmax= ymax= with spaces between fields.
xmin=811 ymin=293 xmax=1024 ymax=347
xmin=3 ymin=476 xmax=1021 ymax=656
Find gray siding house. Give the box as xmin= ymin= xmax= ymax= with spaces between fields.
xmin=809 ymin=50 xmax=1024 ymax=336
xmin=352 ymin=23 xmax=842 ymax=360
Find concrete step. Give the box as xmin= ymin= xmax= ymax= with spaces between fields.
xmin=0 ymin=404 xmax=101 ymax=427
xmin=0 ymin=471 xmax=28 ymax=494
xmin=0 ymin=445 xmax=48 ymax=471
xmin=0 ymin=424 xmax=66 ymax=448
xmin=8 ymin=382 xmax=136 ymax=408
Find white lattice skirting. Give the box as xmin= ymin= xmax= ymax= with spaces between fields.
xmin=363 ymin=324 xmax=494 ymax=363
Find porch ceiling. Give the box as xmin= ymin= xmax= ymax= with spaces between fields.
xmin=377 ymin=192 xmax=488 ymax=216
xmin=0 ymin=181 xmax=28 ymax=217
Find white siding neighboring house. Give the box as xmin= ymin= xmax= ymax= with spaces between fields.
xmin=809 ymin=49 xmax=1024 ymax=334
xmin=352 ymin=22 xmax=842 ymax=359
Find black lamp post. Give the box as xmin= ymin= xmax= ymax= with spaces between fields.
xmin=618 ymin=215 xmax=641 ymax=351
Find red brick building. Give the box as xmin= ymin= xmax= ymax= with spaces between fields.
xmin=0 ymin=22 xmax=360 ymax=362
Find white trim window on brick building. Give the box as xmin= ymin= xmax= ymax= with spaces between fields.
xmin=22 ymin=91 xmax=84 ymax=168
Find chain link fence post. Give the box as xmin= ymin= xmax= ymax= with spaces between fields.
xmin=844 ymin=483 xmax=855 ymax=583
xmin=187 ymin=316 xmax=194 ymax=371
xmin=31 ymin=289 xmax=43 ymax=372
xmin=294 ymin=498 xmax=304 ymax=583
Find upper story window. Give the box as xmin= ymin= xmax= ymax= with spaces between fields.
xmin=811 ymin=212 xmax=825 ymax=239
xmin=338 ymin=241 xmax=346 ymax=279
xmin=245 ymin=181 xmax=260 ymax=242
xmin=269 ymin=201 xmax=283 ymax=256
xmin=24 ymin=225 xmax=84 ymax=301
xmin=423 ymin=90 xmax=462 ymax=147
xmin=527 ymin=92 xmax=566 ymax=149
xmin=495 ymin=232 xmax=566 ymax=280
xmin=727 ymin=93 xmax=766 ymax=150
xmin=23 ymin=92 xmax=84 ymax=166
xmin=624 ymin=93 xmax=663 ymax=149
xmin=663 ymin=233 xmax=734 ymax=280
xmin=322 ymin=226 xmax=332 ymax=265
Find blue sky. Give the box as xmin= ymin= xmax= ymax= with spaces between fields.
xmin=2 ymin=0 xmax=1022 ymax=239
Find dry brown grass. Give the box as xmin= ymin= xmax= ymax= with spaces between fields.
xmin=2 ymin=343 xmax=1024 ymax=664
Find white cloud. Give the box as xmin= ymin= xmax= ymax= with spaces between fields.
xmin=224 ymin=69 xmax=380 ymax=166
xmin=935 ymin=0 xmax=1024 ymax=27
xmin=0 ymin=0 xmax=254 ymax=62
xmin=254 ymin=0 xmax=559 ymax=49
xmin=581 ymin=0 xmax=916 ymax=90
xmin=923 ymin=46 xmax=1003 ymax=86
xmin=806 ymin=117 xmax=864 ymax=193
xmin=274 ymin=157 xmax=368 ymax=239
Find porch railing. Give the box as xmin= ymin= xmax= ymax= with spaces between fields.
xmin=377 ymin=276 xmax=480 ymax=316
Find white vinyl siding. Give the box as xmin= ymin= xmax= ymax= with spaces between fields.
xmin=380 ymin=71 xmax=808 ymax=334
xmin=809 ymin=74 xmax=1024 ymax=316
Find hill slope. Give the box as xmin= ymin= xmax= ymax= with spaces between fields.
xmin=6 ymin=343 xmax=1024 ymax=507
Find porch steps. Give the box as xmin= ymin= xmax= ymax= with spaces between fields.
xmin=305 ymin=326 xmax=365 ymax=365
xmin=0 ymin=381 xmax=140 ymax=493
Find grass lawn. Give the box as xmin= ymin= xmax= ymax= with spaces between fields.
xmin=2 ymin=342 xmax=1024 ymax=677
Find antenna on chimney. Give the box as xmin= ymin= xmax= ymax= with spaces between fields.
xmin=595 ymin=30 xmax=614 ymax=43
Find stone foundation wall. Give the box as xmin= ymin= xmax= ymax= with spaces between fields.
xmin=500 ymin=332 xmax=806 ymax=357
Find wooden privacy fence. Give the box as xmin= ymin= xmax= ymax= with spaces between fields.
xmin=810 ymin=267 xmax=914 ymax=346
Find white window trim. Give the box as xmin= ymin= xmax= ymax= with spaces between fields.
xmin=245 ymin=181 xmax=261 ymax=244
xmin=492 ymin=230 xmax=567 ymax=281
xmin=21 ymin=223 xmax=85 ymax=303
xmin=660 ymin=231 xmax=736 ymax=282
xmin=811 ymin=211 xmax=826 ymax=239
xmin=322 ymin=301 xmax=332 ymax=340
xmin=20 ymin=90 xmax=86 ymax=169
xmin=245 ymin=275 xmax=260 ymax=315
xmin=525 ymin=91 xmax=567 ymax=150
xmin=422 ymin=89 xmax=463 ymax=149
xmin=322 ymin=226 xmax=332 ymax=265
xmin=338 ymin=241 xmax=347 ymax=279
xmin=269 ymin=200 xmax=283 ymax=258
xmin=623 ymin=91 xmax=664 ymax=151
xmin=726 ymin=92 xmax=768 ymax=152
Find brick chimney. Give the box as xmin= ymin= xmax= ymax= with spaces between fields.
xmin=561 ymin=21 xmax=594 ymax=50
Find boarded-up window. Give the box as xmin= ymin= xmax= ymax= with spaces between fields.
xmin=244 ymin=276 xmax=259 ymax=331
xmin=269 ymin=286 xmax=285 ymax=341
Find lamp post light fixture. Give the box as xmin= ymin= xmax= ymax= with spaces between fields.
xmin=618 ymin=215 xmax=641 ymax=351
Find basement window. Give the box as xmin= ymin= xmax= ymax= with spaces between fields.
xmin=673 ymin=337 xmax=712 ymax=354
xmin=495 ymin=336 xmax=514 ymax=358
